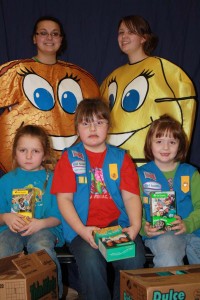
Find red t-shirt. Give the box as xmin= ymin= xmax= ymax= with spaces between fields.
xmin=51 ymin=148 xmax=139 ymax=227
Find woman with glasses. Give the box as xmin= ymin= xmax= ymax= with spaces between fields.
xmin=32 ymin=16 xmax=66 ymax=64
xmin=0 ymin=15 xmax=100 ymax=176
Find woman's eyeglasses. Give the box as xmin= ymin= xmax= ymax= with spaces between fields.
xmin=35 ymin=31 xmax=62 ymax=39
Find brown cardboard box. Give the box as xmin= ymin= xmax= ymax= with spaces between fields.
xmin=0 ymin=250 xmax=58 ymax=300
xmin=120 ymin=265 xmax=200 ymax=300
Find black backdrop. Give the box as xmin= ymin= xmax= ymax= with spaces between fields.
xmin=1 ymin=0 xmax=200 ymax=167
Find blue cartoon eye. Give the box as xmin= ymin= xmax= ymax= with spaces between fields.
xmin=23 ymin=74 xmax=54 ymax=110
xmin=58 ymin=78 xmax=83 ymax=113
xmin=108 ymin=81 xmax=117 ymax=111
xmin=123 ymin=90 xmax=140 ymax=111
xmin=33 ymin=88 xmax=54 ymax=110
xmin=122 ymin=76 xmax=148 ymax=112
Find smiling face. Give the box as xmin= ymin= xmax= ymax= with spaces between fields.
xmin=151 ymin=131 xmax=179 ymax=171
xmin=118 ymin=21 xmax=146 ymax=60
xmin=33 ymin=20 xmax=63 ymax=57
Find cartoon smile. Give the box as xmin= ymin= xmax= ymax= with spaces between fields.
xmin=107 ymin=131 xmax=135 ymax=146
xmin=50 ymin=134 xmax=78 ymax=151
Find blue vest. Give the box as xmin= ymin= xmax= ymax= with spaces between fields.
xmin=138 ymin=161 xmax=200 ymax=237
xmin=62 ymin=142 xmax=130 ymax=243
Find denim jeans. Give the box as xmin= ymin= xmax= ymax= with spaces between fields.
xmin=145 ymin=231 xmax=200 ymax=267
xmin=0 ymin=228 xmax=63 ymax=299
xmin=69 ymin=234 xmax=145 ymax=300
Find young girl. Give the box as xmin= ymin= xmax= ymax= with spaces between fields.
xmin=0 ymin=125 xmax=64 ymax=299
xmin=138 ymin=114 xmax=200 ymax=267
xmin=51 ymin=98 xmax=145 ymax=300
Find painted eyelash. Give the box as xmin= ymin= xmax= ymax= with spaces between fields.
xmin=108 ymin=77 xmax=117 ymax=85
xmin=63 ymin=72 xmax=80 ymax=83
xmin=18 ymin=67 xmax=36 ymax=77
xmin=139 ymin=69 xmax=154 ymax=79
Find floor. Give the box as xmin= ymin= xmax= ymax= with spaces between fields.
xmin=66 ymin=287 xmax=79 ymax=300
xmin=63 ymin=286 xmax=79 ymax=300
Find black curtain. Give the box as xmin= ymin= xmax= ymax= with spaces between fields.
xmin=1 ymin=0 xmax=200 ymax=167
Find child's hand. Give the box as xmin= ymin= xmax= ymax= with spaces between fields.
xmin=122 ymin=225 xmax=138 ymax=240
xmin=3 ymin=213 xmax=27 ymax=233
xmin=79 ymin=226 xmax=100 ymax=249
xmin=19 ymin=218 xmax=44 ymax=236
xmin=171 ymin=215 xmax=186 ymax=235
xmin=144 ymin=221 xmax=165 ymax=237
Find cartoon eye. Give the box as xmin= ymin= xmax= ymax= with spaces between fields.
xmin=23 ymin=74 xmax=54 ymax=111
xmin=58 ymin=78 xmax=83 ymax=113
xmin=121 ymin=76 xmax=148 ymax=112
xmin=108 ymin=81 xmax=117 ymax=110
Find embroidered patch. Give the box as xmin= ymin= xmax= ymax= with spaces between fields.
xmin=78 ymin=176 xmax=87 ymax=184
xmin=143 ymin=181 xmax=161 ymax=195
xmin=72 ymin=150 xmax=84 ymax=160
xmin=72 ymin=160 xmax=86 ymax=174
xmin=109 ymin=164 xmax=118 ymax=180
xmin=143 ymin=197 xmax=149 ymax=204
xmin=181 ymin=176 xmax=189 ymax=193
xmin=144 ymin=171 xmax=156 ymax=181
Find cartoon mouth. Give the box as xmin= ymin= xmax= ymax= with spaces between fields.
xmin=49 ymin=135 xmax=78 ymax=151
xmin=107 ymin=132 xmax=135 ymax=146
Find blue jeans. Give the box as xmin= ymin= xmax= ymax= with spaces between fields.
xmin=0 ymin=229 xmax=63 ymax=298
xmin=69 ymin=234 xmax=145 ymax=300
xmin=145 ymin=231 xmax=200 ymax=267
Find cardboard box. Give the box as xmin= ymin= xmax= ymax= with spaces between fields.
xmin=120 ymin=265 xmax=200 ymax=300
xmin=150 ymin=191 xmax=176 ymax=231
xmin=93 ymin=225 xmax=135 ymax=262
xmin=0 ymin=250 xmax=58 ymax=300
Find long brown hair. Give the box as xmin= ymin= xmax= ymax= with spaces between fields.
xmin=118 ymin=15 xmax=158 ymax=55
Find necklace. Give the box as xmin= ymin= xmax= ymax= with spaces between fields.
xmin=32 ymin=56 xmax=41 ymax=63
xmin=32 ymin=56 xmax=57 ymax=65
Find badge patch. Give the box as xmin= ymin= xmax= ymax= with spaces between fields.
xmin=181 ymin=176 xmax=189 ymax=193
xmin=143 ymin=181 xmax=161 ymax=195
xmin=109 ymin=164 xmax=118 ymax=180
xmin=72 ymin=150 xmax=84 ymax=160
xmin=144 ymin=171 xmax=156 ymax=181
xmin=72 ymin=160 xmax=86 ymax=174
xmin=78 ymin=176 xmax=87 ymax=184
xmin=143 ymin=197 xmax=149 ymax=204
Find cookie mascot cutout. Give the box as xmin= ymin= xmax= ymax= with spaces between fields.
xmin=0 ymin=60 xmax=100 ymax=174
xmin=101 ymin=15 xmax=196 ymax=165
xmin=0 ymin=16 xmax=100 ymax=174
